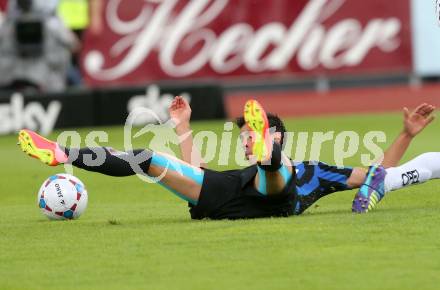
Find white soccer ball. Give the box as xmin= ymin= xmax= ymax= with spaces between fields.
xmin=37 ymin=174 xmax=88 ymax=220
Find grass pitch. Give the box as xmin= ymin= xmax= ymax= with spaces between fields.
xmin=1 ymin=112 xmax=440 ymax=290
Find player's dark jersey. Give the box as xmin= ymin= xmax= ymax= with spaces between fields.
xmin=294 ymin=161 xmax=353 ymax=214
xmin=188 ymin=160 xmax=353 ymax=220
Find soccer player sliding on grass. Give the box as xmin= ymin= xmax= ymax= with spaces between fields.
xmin=170 ymin=97 xmax=438 ymax=213
xmin=17 ymin=98 xmax=437 ymax=219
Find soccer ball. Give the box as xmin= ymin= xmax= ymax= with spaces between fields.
xmin=37 ymin=174 xmax=88 ymax=220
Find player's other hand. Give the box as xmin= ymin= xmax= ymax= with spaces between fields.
xmin=169 ymin=96 xmax=192 ymax=127
xmin=403 ymin=103 xmax=436 ymax=137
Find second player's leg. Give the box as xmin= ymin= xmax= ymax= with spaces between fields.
xmin=345 ymin=152 xmax=440 ymax=191
xmin=384 ymin=152 xmax=440 ymax=192
xmin=346 ymin=167 xmax=368 ymax=188
xmin=351 ymin=152 xmax=440 ymax=213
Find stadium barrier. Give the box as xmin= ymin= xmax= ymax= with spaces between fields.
xmin=225 ymin=83 xmax=440 ymax=119
xmin=0 ymin=83 xmax=225 ymax=136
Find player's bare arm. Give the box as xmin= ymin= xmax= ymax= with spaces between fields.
xmin=381 ymin=103 xmax=435 ymax=168
xmin=346 ymin=103 xmax=436 ymax=189
xmin=169 ymin=96 xmax=207 ymax=168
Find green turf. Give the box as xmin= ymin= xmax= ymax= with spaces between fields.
xmin=1 ymin=112 xmax=440 ymax=290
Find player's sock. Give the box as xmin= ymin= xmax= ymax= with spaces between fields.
xmin=65 ymin=147 xmax=153 ymax=177
xmin=258 ymin=142 xmax=282 ymax=172
xmin=384 ymin=152 xmax=440 ymax=192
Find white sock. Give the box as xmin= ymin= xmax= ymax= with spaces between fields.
xmin=384 ymin=152 xmax=440 ymax=192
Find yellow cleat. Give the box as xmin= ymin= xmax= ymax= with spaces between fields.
xmin=243 ymin=99 xmax=270 ymax=162
xmin=18 ymin=129 xmax=67 ymax=166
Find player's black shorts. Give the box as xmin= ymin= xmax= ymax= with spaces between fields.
xmin=188 ymin=162 xmax=353 ymax=219
xmin=188 ymin=167 xmax=296 ymax=220
xmin=293 ymin=161 xmax=353 ymax=214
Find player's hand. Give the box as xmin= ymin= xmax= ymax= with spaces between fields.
xmin=403 ymin=103 xmax=436 ymax=137
xmin=169 ymin=96 xmax=192 ymax=127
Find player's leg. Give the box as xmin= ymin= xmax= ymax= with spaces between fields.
xmin=255 ymin=142 xmax=294 ymax=195
xmin=243 ymin=100 xmax=293 ymax=195
xmin=18 ymin=129 xmax=203 ymax=204
xmin=143 ymin=151 xmax=203 ymax=204
xmin=352 ymin=152 xmax=440 ymax=213
xmin=67 ymin=147 xmax=203 ymax=204
xmin=345 ymin=168 xmax=368 ymax=188
xmin=293 ymin=152 xmax=440 ymax=213
xmin=383 ymin=152 xmax=440 ymax=191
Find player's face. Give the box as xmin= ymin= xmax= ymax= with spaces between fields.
xmin=239 ymin=125 xmax=255 ymax=160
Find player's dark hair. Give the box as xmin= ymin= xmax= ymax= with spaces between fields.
xmin=17 ymin=0 xmax=33 ymax=12
xmin=236 ymin=113 xmax=287 ymax=147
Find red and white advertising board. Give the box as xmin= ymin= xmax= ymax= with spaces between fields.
xmin=81 ymin=0 xmax=412 ymax=87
